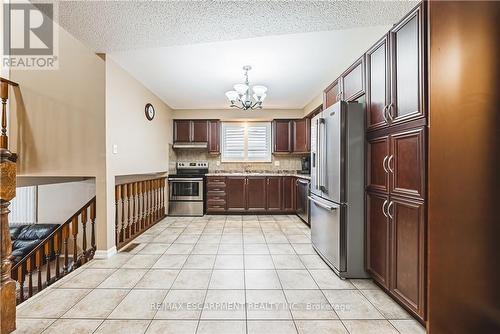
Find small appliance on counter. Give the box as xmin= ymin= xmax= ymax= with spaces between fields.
xmin=168 ymin=161 xmax=208 ymax=216
xmin=297 ymin=156 xmax=310 ymax=174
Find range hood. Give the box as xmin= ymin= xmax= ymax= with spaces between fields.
xmin=172 ymin=142 xmax=208 ymax=149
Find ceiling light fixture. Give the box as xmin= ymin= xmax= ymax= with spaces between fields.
xmin=225 ymin=65 xmax=267 ymax=110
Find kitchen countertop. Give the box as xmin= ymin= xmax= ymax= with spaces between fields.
xmin=205 ymin=172 xmax=311 ymax=180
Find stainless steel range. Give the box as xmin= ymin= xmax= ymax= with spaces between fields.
xmin=168 ymin=161 xmax=208 ymax=216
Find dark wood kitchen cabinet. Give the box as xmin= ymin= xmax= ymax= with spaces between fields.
xmin=340 ymin=56 xmax=365 ymax=102
xmin=366 ymin=191 xmax=391 ymax=289
xmin=246 ymin=177 xmax=267 ymax=211
xmin=173 ymin=120 xmax=191 ymax=142
xmin=390 ymin=196 xmax=425 ymax=319
xmin=367 ymin=134 xmax=390 ymax=194
xmin=226 ymin=177 xmax=247 ymax=212
xmin=266 ymin=177 xmax=282 ymax=212
xmin=292 ymin=118 xmax=310 ymax=153
xmin=208 ymin=120 xmax=220 ymax=154
xmin=282 ymin=176 xmax=296 ymax=212
xmin=324 ymin=80 xmax=340 ymax=109
xmin=273 ymin=119 xmax=292 ymax=153
xmin=192 ymin=120 xmax=209 ymax=142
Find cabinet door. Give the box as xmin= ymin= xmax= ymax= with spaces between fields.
xmin=390 ymin=127 xmax=425 ymax=200
xmin=246 ymin=177 xmax=267 ymax=211
xmin=366 ymin=35 xmax=391 ymax=131
xmin=389 ymin=196 xmax=425 ymax=319
xmin=366 ymin=191 xmax=391 ymax=289
xmin=367 ymin=134 xmax=390 ymax=194
xmin=266 ymin=177 xmax=282 ymax=211
xmin=174 ymin=120 xmax=191 ymax=142
xmin=390 ymin=5 xmax=424 ymax=124
xmin=292 ymin=118 xmax=310 ymax=153
xmin=341 ymin=56 xmax=365 ymax=102
xmin=273 ymin=120 xmax=292 ymax=153
xmin=324 ymin=80 xmax=340 ymax=109
xmin=208 ymin=120 xmax=220 ymax=153
xmin=226 ymin=177 xmax=247 ymax=212
xmin=192 ymin=120 xmax=209 ymax=142
xmin=282 ymin=176 xmax=295 ymax=212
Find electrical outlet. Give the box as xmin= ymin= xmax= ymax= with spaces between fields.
xmin=274 ymin=160 xmax=280 ymax=167
xmin=216 ymin=161 xmax=221 ymax=166
xmin=112 ymin=144 xmax=118 ymax=154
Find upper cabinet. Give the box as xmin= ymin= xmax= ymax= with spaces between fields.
xmin=272 ymin=118 xmax=311 ymax=154
xmin=340 ymin=56 xmax=366 ymax=102
xmin=292 ymin=118 xmax=310 ymax=154
xmin=173 ymin=119 xmax=220 ymax=154
xmin=366 ymin=5 xmax=424 ymax=132
xmin=273 ymin=119 xmax=292 ymax=153
xmin=324 ymin=80 xmax=340 ymax=109
xmin=390 ymin=6 xmax=424 ymax=126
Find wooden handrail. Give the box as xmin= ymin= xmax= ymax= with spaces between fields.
xmin=115 ymin=177 xmax=166 ymax=249
xmin=10 ymin=196 xmax=97 ymax=304
xmin=0 ymin=77 xmax=19 ymax=87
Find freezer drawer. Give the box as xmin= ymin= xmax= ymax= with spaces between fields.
xmin=309 ymin=194 xmax=345 ymax=273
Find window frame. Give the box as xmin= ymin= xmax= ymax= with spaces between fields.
xmin=220 ymin=121 xmax=272 ymax=163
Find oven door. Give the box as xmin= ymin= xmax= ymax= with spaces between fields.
xmin=169 ymin=178 xmax=204 ymax=201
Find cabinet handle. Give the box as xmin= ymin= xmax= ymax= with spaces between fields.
xmin=387 ymin=103 xmax=394 ymax=122
xmin=387 ymin=155 xmax=394 ymax=174
xmin=387 ymin=201 xmax=394 ymax=220
xmin=382 ymin=156 xmax=389 ymax=174
xmin=382 ymin=105 xmax=389 ymax=123
xmin=382 ymin=200 xmax=389 ymax=218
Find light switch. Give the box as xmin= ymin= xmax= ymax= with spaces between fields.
xmin=112 ymin=144 xmax=118 ymax=154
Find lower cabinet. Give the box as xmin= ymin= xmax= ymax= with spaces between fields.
xmin=247 ymin=177 xmax=267 ymax=211
xmin=367 ymin=190 xmax=426 ymax=321
xmin=266 ymin=177 xmax=282 ymax=212
xmin=226 ymin=177 xmax=246 ymax=212
xmin=209 ymin=176 xmax=306 ymax=214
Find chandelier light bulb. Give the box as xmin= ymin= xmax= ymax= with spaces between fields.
xmin=252 ymin=85 xmax=268 ymax=97
xmin=225 ymin=90 xmax=239 ymax=101
xmin=226 ymin=66 xmax=267 ymax=110
xmin=234 ymin=84 xmax=249 ymax=95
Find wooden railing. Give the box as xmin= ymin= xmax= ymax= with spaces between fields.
xmin=10 ymin=197 xmax=96 ymax=304
xmin=115 ymin=177 xmax=166 ymax=249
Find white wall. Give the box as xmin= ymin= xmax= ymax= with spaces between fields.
xmin=37 ymin=180 xmax=96 ymax=224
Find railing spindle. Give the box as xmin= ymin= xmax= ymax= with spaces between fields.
xmin=27 ymin=258 xmax=33 ymax=298
xmin=35 ymin=249 xmax=42 ymax=292
xmin=62 ymin=225 xmax=69 ymax=275
xmin=44 ymin=241 xmax=51 ymax=286
xmin=115 ymin=185 xmax=120 ymax=245
xmin=54 ymin=230 xmax=61 ymax=279
xmin=132 ymin=182 xmax=138 ymax=236
xmin=121 ymin=184 xmax=126 ymax=241
xmin=138 ymin=182 xmax=143 ymax=230
xmin=90 ymin=199 xmax=96 ymax=252
xmin=127 ymin=183 xmax=133 ymax=238
xmin=72 ymin=216 xmax=78 ymax=267
xmin=81 ymin=206 xmax=88 ymax=263
xmin=17 ymin=266 xmax=24 ymax=303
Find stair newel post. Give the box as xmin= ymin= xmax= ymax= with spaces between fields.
xmin=90 ymin=199 xmax=96 ymax=253
xmin=81 ymin=206 xmax=88 ymax=263
xmin=115 ymin=185 xmax=120 ymax=245
xmin=0 ymin=79 xmax=17 ymax=334
xmin=121 ymin=184 xmax=127 ymax=241
xmin=71 ymin=216 xmax=79 ymax=267
xmin=132 ymin=182 xmax=138 ymax=236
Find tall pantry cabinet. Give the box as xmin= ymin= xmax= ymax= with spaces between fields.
xmin=365 ymin=3 xmax=427 ymax=323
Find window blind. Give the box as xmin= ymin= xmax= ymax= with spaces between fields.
xmin=221 ymin=122 xmax=271 ymax=162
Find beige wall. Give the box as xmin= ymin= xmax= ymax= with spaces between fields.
xmin=172 ymin=108 xmax=304 ymax=122
xmin=8 ymin=20 xmax=110 ymax=253
xmin=302 ymin=94 xmax=322 ymax=117
xmin=105 ymin=58 xmax=172 ymax=250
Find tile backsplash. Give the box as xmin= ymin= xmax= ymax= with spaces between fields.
xmin=169 ymin=145 xmax=304 ymax=173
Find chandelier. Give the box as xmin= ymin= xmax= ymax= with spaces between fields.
xmin=225 ymin=65 xmax=267 ymax=110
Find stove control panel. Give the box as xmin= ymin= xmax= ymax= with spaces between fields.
xmin=177 ymin=161 xmax=208 ymax=169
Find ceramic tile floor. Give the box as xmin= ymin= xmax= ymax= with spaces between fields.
xmin=14 ymin=215 xmax=426 ymax=334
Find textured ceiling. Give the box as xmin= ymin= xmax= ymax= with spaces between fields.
xmin=43 ymin=0 xmax=418 ymax=52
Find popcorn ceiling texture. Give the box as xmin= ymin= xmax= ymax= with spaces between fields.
xmin=44 ymin=0 xmax=418 ymax=52
xmin=169 ymin=145 xmax=302 ymax=174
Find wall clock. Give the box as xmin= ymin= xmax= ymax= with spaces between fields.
xmin=145 ymin=103 xmax=155 ymax=121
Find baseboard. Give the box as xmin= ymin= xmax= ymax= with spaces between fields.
xmin=93 ymin=246 xmax=117 ymax=259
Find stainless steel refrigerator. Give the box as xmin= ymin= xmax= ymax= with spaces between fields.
xmin=310 ymin=101 xmax=368 ymax=278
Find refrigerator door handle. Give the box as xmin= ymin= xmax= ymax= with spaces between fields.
xmin=308 ymin=196 xmax=337 ymax=211
xmin=319 ymin=118 xmax=327 ymax=191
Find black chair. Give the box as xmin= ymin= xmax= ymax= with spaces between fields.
xmin=9 ymin=224 xmax=59 ymax=264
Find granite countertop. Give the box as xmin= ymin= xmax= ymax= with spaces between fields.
xmin=205 ymin=172 xmax=311 ymax=180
